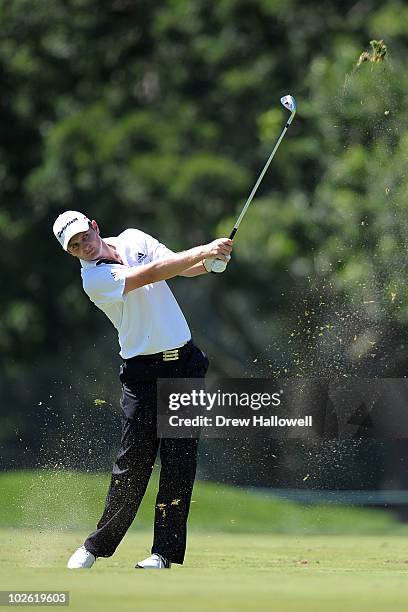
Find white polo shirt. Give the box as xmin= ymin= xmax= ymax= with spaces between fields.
xmin=80 ymin=228 xmax=191 ymax=358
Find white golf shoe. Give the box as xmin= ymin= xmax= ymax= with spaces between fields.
xmin=67 ymin=546 xmax=96 ymax=569
xmin=135 ymin=553 xmax=171 ymax=569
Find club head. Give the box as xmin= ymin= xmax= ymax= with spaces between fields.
xmin=280 ymin=95 xmax=297 ymax=113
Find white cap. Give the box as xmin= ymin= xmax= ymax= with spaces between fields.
xmin=53 ymin=211 xmax=91 ymax=251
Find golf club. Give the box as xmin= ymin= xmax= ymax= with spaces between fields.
xmin=210 ymin=95 xmax=297 ymax=273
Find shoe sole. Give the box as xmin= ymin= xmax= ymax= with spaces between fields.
xmin=135 ymin=565 xmax=170 ymax=569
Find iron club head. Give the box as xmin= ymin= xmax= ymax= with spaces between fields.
xmin=280 ymin=95 xmax=297 ymax=113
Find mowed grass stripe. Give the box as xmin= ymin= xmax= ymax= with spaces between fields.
xmin=0 ymin=470 xmax=404 ymax=534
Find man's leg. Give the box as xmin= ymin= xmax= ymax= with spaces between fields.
xmin=150 ymin=344 xmax=208 ymax=564
xmin=84 ymin=381 xmax=159 ymax=558
xmin=151 ymin=437 xmax=199 ymax=564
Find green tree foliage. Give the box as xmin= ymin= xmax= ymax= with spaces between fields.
xmin=2 ymin=0 xmax=408 ymax=475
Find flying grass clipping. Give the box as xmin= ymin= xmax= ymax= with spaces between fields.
xmin=357 ymin=40 xmax=387 ymax=67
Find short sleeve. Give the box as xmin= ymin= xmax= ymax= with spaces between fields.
xmin=120 ymin=228 xmax=174 ymax=262
xmin=142 ymin=233 xmax=174 ymax=261
xmin=82 ymin=265 xmax=127 ymax=305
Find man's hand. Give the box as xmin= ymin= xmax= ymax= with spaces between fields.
xmin=203 ymin=238 xmax=233 ymax=261
xmin=203 ymin=256 xmax=231 ymax=273
xmin=202 ymin=238 xmax=233 ymax=273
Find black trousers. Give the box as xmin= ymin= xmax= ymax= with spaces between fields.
xmin=84 ymin=342 xmax=208 ymax=565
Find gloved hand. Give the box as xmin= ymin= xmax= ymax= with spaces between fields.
xmin=203 ymin=256 xmax=231 ymax=273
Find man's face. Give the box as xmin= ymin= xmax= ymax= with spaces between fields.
xmin=67 ymin=220 xmax=102 ymax=260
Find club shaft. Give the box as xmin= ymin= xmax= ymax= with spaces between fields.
xmin=229 ymin=114 xmax=295 ymax=239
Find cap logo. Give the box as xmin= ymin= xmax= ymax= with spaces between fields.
xmin=57 ymin=217 xmax=79 ymax=238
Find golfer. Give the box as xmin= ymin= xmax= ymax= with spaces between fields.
xmin=52 ymin=211 xmax=232 ymax=569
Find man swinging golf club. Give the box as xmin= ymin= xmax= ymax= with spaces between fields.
xmin=53 ymin=211 xmax=233 ymax=569
xmin=53 ymin=93 xmax=295 ymax=570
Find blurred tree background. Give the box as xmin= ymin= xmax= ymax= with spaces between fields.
xmin=2 ymin=0 xmax=408 ymax=493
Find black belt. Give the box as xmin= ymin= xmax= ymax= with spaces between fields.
xmin=126 ymin=340 xmax=193 ymax=363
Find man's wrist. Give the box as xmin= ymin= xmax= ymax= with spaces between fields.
xmin=194 ymin=245 xmax=207 ymax=262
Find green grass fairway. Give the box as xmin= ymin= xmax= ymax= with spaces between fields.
xmin=2 ymin=472 xmax=408 ymax=610
xmin=1 ymin=529 xmax=408 ymax=611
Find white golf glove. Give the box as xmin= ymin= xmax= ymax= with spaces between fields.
xmin=203 ymin=256 xmax=231 ymax=273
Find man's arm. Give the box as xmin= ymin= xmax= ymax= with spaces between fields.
xmin=124 ymin=238 xmax=232 ymax=293
xmin=179 ymin=261 xmax=209 ymax=277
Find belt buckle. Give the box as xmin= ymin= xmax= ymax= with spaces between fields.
xmin=163 ymin=349 xmax=179 ymax=362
